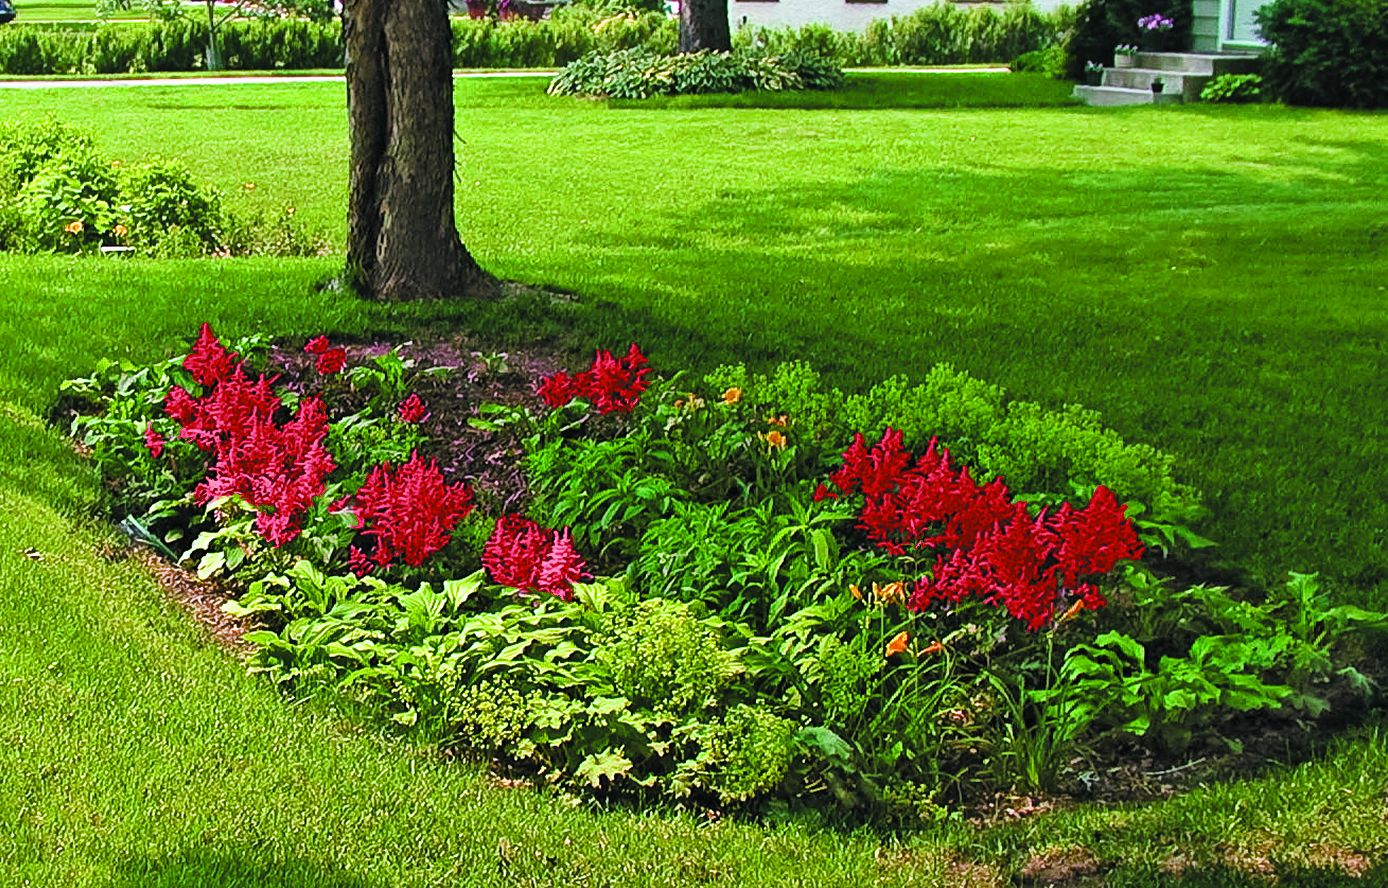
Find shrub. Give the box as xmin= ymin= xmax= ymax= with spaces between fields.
xmin=1199 ymin=72 xmax=1263 ymax=102
xmin=1011 ymin=45 xmax=1068 ymax=78
xmin=0 ymin=117 xmax=328 ymax=256
xmin=1256 ymin=0 xmax=1388 ymax=108
xmin=120 ymin=159 xmax=226 ymax=255
xmin=547 ymin=48 xmax=843 ymax=98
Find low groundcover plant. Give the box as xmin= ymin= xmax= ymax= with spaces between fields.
xmin=60 ymin=323 xmax=1387 ymax=821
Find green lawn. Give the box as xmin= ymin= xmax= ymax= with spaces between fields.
xmin=6 ymin=0 xmax=146 ymax=22
xmin=2 ymin=73 xmax=1387 ymax=885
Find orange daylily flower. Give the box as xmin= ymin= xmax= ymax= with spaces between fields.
xmin=885 ymin=631 xmax=910 ymax=658
xmin=64 ymin=220 xmax=84 ymax=235
xmin=850 ymin=583 xmax=863 ymax=601
xmin=1058 ymin=598 xmax=1087 ymax=625
xmin=112 ymin=224 xmax=128 ymax=238
xmin=767 ymin=413 xmax=788 ymax=428
xmin=721 ymin=387 xmax=742 ymax=405
xmin=764 ymin=430 xmax=788 ymax=450
xmin=920 ymin=641 xmax=945 ymax=656
xmin=872 ymin=581 xmax=906 ymax=606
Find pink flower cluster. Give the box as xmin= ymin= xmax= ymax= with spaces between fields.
xmin=482 ymin=515 xmax=588 ymax=601
xmin=819 ymin=429 xmax=1144 ymax=630
xmin=163 ymin=323 xmax=336 ymax=547
xmin=343 ymin=452 xmax=474 ymax=574
xmin=537 ymin=344 xmax=650 ymax=414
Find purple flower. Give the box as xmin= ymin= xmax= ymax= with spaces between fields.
xmin=1137 ymin=13 xmax=1175 ymax=31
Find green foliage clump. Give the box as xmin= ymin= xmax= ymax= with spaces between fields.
xmin=0 ymin=116 xmax=327 ymax=256
xmin=1199 ymin=72 xmax=1263 ymax=103
xmin=119 ymin=158 xmax=226 ymax=255
xmin=547 ymin=48 xmax=844 ymax=99
xmin=710 ymin=360 xmax=1201 ymax=523
xmin=689 ymin=705 xmax=798 ymax=803
xmin=1010 ymin=45 xmax=1068 ymax=78
xmin=451 ymin=678 xmax=538 ymax=752
xmin=598 ymin=598 xmax=740 ymax=715
xmin=1256 ymin=0 xmax=1388 ymax=108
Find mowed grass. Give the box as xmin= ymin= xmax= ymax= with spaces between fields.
xmin=1 ymin=74 xmax=1387 ymax=885
xmin=8 ymin=73 xmax=1387 ymax=602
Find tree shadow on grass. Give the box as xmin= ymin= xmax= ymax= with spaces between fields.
xmin=108 ymin=848 xmax=375 ymax=888
xmin=1120 ymin=860 xmax=1387 ymax=887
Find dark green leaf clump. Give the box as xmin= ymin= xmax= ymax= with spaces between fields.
xmin=1256 ymin=0 xmax=1388 ymax=108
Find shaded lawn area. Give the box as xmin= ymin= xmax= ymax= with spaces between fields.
xmin=0 ymin=72 xmax=1386 ymax=885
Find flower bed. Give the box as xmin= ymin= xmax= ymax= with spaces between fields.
xmin=61 ymin=325 xmax=1387 ymax=819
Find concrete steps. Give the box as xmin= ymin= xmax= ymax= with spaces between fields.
xmin=1073 ymin=85 xmax=1165 ymax=106
xmin=1073 ymin=51 xmax=1261 ymax=106
xmin=1129 ymin=51 xmax=1260 ymax=75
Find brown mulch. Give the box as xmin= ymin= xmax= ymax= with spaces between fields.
xmin=132 ymin=547 xmax=255 ymax=652
xmin=266 ymin=331 xmax=567 ymax=513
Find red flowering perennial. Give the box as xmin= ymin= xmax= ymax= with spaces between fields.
xmin=304 ymin=334 xmax=348 ymax=376
xmin=184 ymin=322 xmax=239 ymax=387
xmin=537 ymin=344 xmax=650 ymax=414
xmin=397 ymin=392 xmax=428 ymax=424
xmin=164 ymin=325 xmax=336 ymax=548
xmin=345 ymin=452 xmax=474 ymax=573
xmin=821 ymin=429 xmax=1143 ymax=630
xmin=482 ymin=514 xmax=589 ymax=601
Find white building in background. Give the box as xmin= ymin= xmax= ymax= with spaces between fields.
xmin=726 ymin=0 xmax=1071 ymax=35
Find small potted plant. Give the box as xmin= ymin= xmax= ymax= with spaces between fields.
xmin=1113 ymin=44 xmax=1139 ymax=68
xmin=1137 ymin=13 xmax=1175 ymax=51
xmin=1084 ymin=61 xmax=1105 ymax=86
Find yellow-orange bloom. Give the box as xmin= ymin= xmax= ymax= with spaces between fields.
xmin=244 ymin=182 xmax=257 ymax=191
xmin=764 ymin=430 xmax=787 ymax=451
xmin=1058 ymin=598 xmax=1087 ymax=625
xmin=885 ymin=631 xmax=910 ymax=658
xmin=872 ymin=581 xmax=906 ymax=606
xmin=64 ymin=220 xmax=84 ymax=235
xmin=112 ymin=224 xmax=128 ymax=237
xmin=767 ymin=413 xmax=788 ymax=428
xmin=721 ymin=387 xmax=742 ymax=405
xmin=920 ymin=641 xmax=945 ymax=656
xmin=849 ymin=583 xmax=863 ymax=601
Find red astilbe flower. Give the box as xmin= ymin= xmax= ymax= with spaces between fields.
xmin=144 ymin=424 xmax=165 ymax=458
xmin=183 ymin=322 xmax=239 ymax=387
xmin=482 ymin=514 xmax=589 ymax=601
xmin=304 ymin=335 xmax=348 ymax=375
xmin=397 ymin=392 xmax=429 ymax=424
xmin=164 ymin=325 xmax=336 ymax=548
xmin=535 ymin=344 xmax=650 ymax=414
xmin=347 ymin=452 xmax=475 ymax=571
xmin=825 ymin=428 xmax=1144 ymax=630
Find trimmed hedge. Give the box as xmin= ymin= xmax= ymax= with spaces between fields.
xmin=0 ymin=4 xmax=1067 ymax=75
xmin=735 ymin=4 xmax=1070 ymax=67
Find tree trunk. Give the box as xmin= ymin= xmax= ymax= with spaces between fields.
xmin=679 ymin=0 xmax=731 ymax=54
xmin=344 ymin=0 xmax=495 ymax=301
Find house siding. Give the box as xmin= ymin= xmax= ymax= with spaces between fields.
xmin=1192 ymin=0 xmax=1220 ymax=51
xmin=728 ymin=0 xmax=1070 ymax=35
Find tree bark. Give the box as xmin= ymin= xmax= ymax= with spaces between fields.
xmin=344 ymin=0 xmax=495 ymax=300
xmin=679 ymin=0 xmax=731 ymax=54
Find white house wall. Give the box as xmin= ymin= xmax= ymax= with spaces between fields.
xmin=727 ymin=0 xmax=1071 ymax=35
